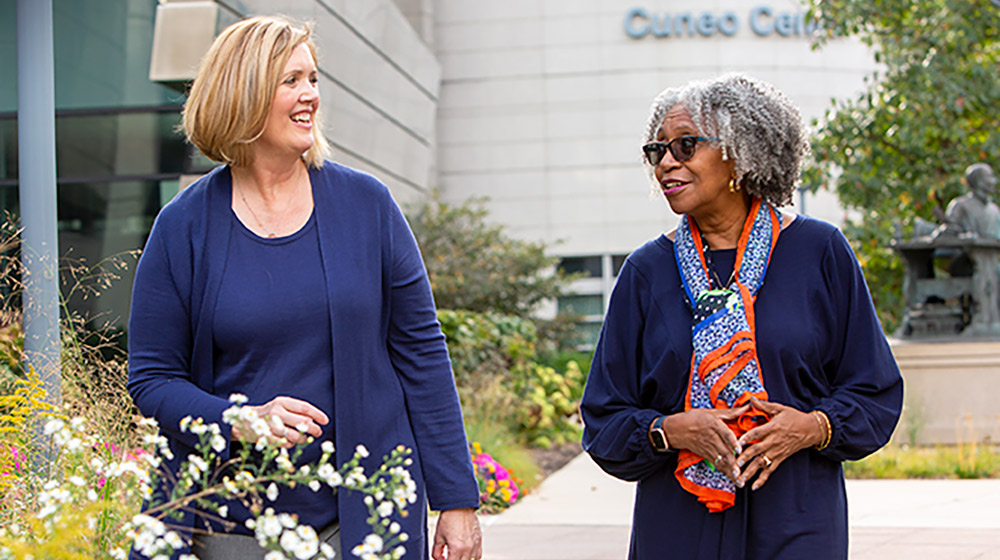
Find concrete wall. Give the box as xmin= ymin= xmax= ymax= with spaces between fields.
xmin=433 ymin=0 xmax=878 ymax=257
xmin=891 ymin=340 xmax=1000 ymax=445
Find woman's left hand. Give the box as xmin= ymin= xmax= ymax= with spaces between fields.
xmin=431 ymin=507 xmax=482 ymax=560
xmin=734 ymin=397 xmax=824 ymax=491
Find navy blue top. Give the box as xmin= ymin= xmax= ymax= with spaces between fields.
xmin=208 ymin=211 xmax=337 ymax=533
xmin=581 ymin=215 xmax=903 ymax=560
xmin=127 ymin=162 xmax=479 ymax=559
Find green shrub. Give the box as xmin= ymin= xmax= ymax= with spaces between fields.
xmin=439 ymin=309 xmax=586 ymax=449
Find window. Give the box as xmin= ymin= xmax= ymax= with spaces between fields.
xmin=558 ymin=256 xmax=603 ymax=278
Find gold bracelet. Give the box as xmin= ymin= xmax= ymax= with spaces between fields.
xmin=812 ymin=410 xmax=832 ymax=450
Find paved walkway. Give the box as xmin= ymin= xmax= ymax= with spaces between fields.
xmin=479 ymin=453 xmax=1000 ymax=559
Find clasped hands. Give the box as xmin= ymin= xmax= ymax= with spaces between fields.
xmin=663 ymin=397 xmax=825 ymax=491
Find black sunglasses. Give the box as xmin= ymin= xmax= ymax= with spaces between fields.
xmin=642 ymin=135 xmax=720 ymax=165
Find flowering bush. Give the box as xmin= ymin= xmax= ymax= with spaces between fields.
xmin=470 ymin=442 xmax=520 ymax=514
xmin=0 ymin=373 xmax=417 ymax=560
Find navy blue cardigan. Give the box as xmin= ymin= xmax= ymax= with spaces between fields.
xmin=581 ymin=216 xmax=903 ymax=559
xmin=127 ymin=161 xmax=479 ymax=558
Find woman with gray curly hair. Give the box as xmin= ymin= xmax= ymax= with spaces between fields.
xmin=580 ymin=73 xmax=902 ymax=559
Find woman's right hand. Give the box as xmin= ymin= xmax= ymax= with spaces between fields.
xmin=231 ymin=396 xmax=329 ymax=449
xmin=662 ymin=404 xmax=749 ymax=483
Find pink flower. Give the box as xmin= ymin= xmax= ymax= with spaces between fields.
xmin=1 ymin=445 xmax=22 ymax=478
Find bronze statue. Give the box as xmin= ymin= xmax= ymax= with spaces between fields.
xmin=894 ymin=163 xmax=1000 ymax=338
xmin=934 ymin=163 xmax=1000 ymax=240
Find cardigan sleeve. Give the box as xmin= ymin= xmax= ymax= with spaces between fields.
xmin=127 ymin=213 xmax=234 ymax=455
xmin=383 ymin=195 xmax=480 ymax=511
xmin=813 ymin=229 xmax=903 ymax=462
xmin=581 ymin=261 xmax=677 ymax=482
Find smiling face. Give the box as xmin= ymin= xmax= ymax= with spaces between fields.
xmin=253 ymin=42 xmax=319 ymax=161
xmin=653 ymin=104 xmax=740 ymax=220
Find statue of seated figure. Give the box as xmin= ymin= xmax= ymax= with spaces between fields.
xmin=935 ymin=163 xmax=1000 ymax=240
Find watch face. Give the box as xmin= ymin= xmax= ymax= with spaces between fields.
xmin=651 ymin=429 xmax=668 ymax=452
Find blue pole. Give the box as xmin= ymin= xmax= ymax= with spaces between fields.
xmin=17 ymin=0 xmax=61 ymax=432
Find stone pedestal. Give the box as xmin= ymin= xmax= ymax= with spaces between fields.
xmin=890 ymin=339 xmax=1000 ymax=445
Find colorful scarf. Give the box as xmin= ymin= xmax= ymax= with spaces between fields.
xmin=673 ymin=198 xmax=780 ymax=513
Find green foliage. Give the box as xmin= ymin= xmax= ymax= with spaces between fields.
xmin=844 ymin=444 xmax=1000 ymax=479
xmin=511 ymin=362 xmax=585 ymax=449
xmin=438 ymin=310 xmax=585 ymax=449
xmin=537 ymin=349 xmax=593 ymax=378
xmin=408 ymin=196 xmax=573 ymax=317
xmin=804 ymin=0 xmax=1000 ymax=331
xmin=437 ymin=309 xmax=537 ymax=391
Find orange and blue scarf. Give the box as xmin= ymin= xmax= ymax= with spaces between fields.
xmin=673 ymin=198 xmax=780 ymax=512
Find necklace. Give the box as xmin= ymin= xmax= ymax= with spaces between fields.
xmin=701 ymin=237 xmax=737 ymax=290
xmin=237 ymin=180 xmax=301 ymax=238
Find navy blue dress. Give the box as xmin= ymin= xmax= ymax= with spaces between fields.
xmin=581 ymin=215 xmax=903 ymax=560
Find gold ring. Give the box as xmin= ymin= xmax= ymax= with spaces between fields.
xmin=762 ymin=455 xmax=772 ymax=467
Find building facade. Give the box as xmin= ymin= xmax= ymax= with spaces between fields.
xmin=2 ymin=0 xmax=877 ymax=345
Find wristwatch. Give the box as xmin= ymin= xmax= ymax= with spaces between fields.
xmin=648 ymin=415 xmax=670 ymax=453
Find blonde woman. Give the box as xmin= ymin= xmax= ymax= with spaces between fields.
xmin=128 ymin=16 xmax=481 ymax=560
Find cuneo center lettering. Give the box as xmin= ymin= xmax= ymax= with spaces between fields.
xmin=624 ymin=6 xmax=821 ymax=39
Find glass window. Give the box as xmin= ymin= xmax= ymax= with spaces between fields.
xmin=57 ymin=111 xmax=186 ymax=179
xmin=58 ymin=180 xmax=166 ymax=335
xmin=558 ymin=294 xmax=604 ymax=317
xmin=559 ymin=256 xmax=602 ymax=278
xmin=0 ymin=119 xmax=14 ymax=181
xmin=612 ymin=254 xmax=629 ymax=276
xmin=0 ymin=0 xmax=182 ymax=113
xmin=577 ymin=322 xmax=603 ymax=349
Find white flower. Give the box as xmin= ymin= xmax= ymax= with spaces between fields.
xmin=321 ymin=441 xmax=335 ymax=454
xmin=355 ymin=444 xmax=369 ymax=458
xmin=280 ymin=514 xmax=297 ymax=529
xmin=377 ymin=501 xmax=393 ymax=518
xmin=264 ymin=552 xmax=287 ymax=560
xmin=257 ymin=511 xmax=283 ymax=539
xmin=229 ymin=393 xmax=249 ymax=404
xmin=319 ymin=542 xmax=335 ymax=559
xmin=280 ymin=530 xmax=301 ymax=555
xmin=68 ymin=476 xmax=86 ymax=487
xmin=308 ymin=480 xmax=321 ymax=492
xmin=164 ymin=531 xmax=184 ymax=549
xmin=276 ymin=450 xmax=294 ymax=472
xmin=389 ymin=522 xmax=400 ymax=534
xmin=43 ymin=419 xmax=64 ymax=435
xmin=266 ymin=482 xmax=279 ymax=501
xmin=218 ymin=505 xmax=229 ymax=518
xmin=179 ymin=416 xmax=192 ymax=432
xmin=211 ymin=434 xmax=227 ymax=453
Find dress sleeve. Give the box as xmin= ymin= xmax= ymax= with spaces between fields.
xmin=813 ymin=230 xmax=904 ymax=462
xmin=384 ymin=195 xmax=480 ymax=511
xmin=127 ymin=216 xmax=233 ymax=455
xmin=581 ymin=261 xmax=676 ymax=482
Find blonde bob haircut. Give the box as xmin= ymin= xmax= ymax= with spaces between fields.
xmin=182 ymin=16 xmax=331 ymax=169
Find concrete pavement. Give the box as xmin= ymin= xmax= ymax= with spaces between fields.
xmin=478 ymin=453 xmax=1000 ymax=559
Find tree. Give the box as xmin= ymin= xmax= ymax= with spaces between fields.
xmin=407 ymin=196 xmax=574 ymax=318
xmin=803 ymin=0 xmax=1000 ymax=332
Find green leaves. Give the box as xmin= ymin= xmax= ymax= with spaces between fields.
xmin=805 ymin=0 xmax=1000 ymax=331
xmin=407 ymin=196 xmax=573 ymax=318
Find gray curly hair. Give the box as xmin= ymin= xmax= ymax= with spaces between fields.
xmin=642 ymin=73 xmax=809 ymax=207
